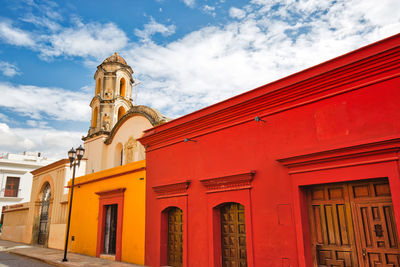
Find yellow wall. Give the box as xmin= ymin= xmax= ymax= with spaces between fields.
xmin=68 ymin=160 xmax=146 ymax=265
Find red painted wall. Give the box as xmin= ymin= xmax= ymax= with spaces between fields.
xmin=140 ymin=34 xmax=400 ymax=266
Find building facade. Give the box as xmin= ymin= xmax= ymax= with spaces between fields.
xmin=1 ymin=158 xmax=85 ymax=249
xmin=68 ymin=160 xmax=146 ymax=264
xmin=139 ymin=34 xmax=400 ymax=266
xmin=67 ymin=53 xmax=167 ymax=265
xmin=0 ymin=152 xmax=54 ymax=219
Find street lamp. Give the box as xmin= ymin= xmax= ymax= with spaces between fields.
xmin=62 ymin=145 xmax=85 ymax=262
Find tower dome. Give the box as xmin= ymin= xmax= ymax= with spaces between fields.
xmin=103 ymin=52 xmax=127 ymax=65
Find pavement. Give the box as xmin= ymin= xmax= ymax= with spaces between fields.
xmin=0 ymin=240 xmax=145 ymax=267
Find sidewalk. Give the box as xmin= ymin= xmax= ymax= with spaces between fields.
xmin=0 ymin=240 xmax=145 ymax=267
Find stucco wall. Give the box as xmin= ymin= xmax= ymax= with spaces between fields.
xmin=1 ymin=204 xmax=29 ymax=243
xmin=106 ymin=116 xmax=152 ymax=169
xmin=69 ymin=160 xmax=146 ymax=265
xmin=84 ymin=135 xmax=107 ymax=174
xmin=23 ymin=159 xmax=85 ymax=248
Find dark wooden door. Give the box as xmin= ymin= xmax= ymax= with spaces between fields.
xmin=307 ymin=183 xmax=358 ymax=266
xmin=307 ymin=179 xmax=400 ymax=267
xmin=349 ymin=180 xmax=400 ymax=266
xmin=168 ymin=207 xmax=183 ymax=267
xmin=220 ymin=203 xmax=247 ymax=267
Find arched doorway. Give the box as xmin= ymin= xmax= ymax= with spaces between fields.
xmin=166 ymin=207 xmax=183 ymax=267
xmin=220 ymin=202 xmax=247 ymax=267
xmin=38 ymin=183 xmax=51 ymax=245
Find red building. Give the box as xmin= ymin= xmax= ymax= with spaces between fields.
xmin=139 ymin=34 xmax=400 ymax=267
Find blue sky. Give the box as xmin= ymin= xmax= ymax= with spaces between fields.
xmin=0 ymin=0 xmax=399 ymax=159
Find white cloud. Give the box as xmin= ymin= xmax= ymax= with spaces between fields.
xmin=0 ymin=82 xmax=91 ymax=121
xmin=181 ymin=0 xmax=195 ymax=8
xmin=26 ymin=120 xmax=49 ymax=128
xmin=0 ymin=61 xmax=21 ymax=77
xmin=40 ymin=21 xmax=129 ymax=59
xmin=21 ymin=14 xmax=61 ymax=31
xmin=0 ymin=122 xmax=85 ymax=159
xmin=0 ymin=123 xmax=35 ymax=153
xmin=229 ymin=7 xmax=246 ymax=19
xmin=0 ymin=113 xmax=10 ymax=123
xmin=124 ymin=0 xmax=400 ymax=118
xmin=0 ymin=21 xmax=36 ymax=47
xmin=203 ymin=5 xmax=216 ymax=17
xmin=134 ymin=17 xmax=176 ymax=43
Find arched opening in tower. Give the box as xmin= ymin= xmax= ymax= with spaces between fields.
xmin=117 ymin=106 xmax=126 ymax=121
xmin=92 ymin=107 xmax=98 ymax=128
xmin=120 ymin=78 xmax=126 ymax=97
xmin=96 ymin=78 xmax=101 ymax=95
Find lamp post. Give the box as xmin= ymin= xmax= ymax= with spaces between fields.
xmin=62 ymin=145 xmax=85 ymax=262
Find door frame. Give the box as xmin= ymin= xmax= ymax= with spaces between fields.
xmin=95 ymin=188 xmax=125 ymax=261
xmin=277 ymin=137 xmax=400 ymax=267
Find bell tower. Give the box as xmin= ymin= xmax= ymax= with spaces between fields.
xmin=87 ymin=52 xmax=134 ymax=137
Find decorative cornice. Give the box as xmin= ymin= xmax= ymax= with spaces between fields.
xmin=89 ymin=96 xmax=100 ymax=107
xmin=139 ymin=34 xmax=400 ymax=152
xmin=69 ymin=166 xmax=145 ymax=188
xmin=82 ymin=130 xmax=110 ymax=141
xmin=31 ymin=159 xmax=69 ymax=176
xmin=277 ymin=137 xmax=400 ymax=174
xmin=152 ymin=180 xmax=191 ymax=199
xmin=200 ymin=171 xmax=256 ymax=193
xmin=2 ymin=203 xmax=29 ymax=213
xmin=95 ymin=188 xmax=126 ymax=199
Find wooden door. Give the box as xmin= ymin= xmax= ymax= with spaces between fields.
xmin=307 ymin=179 xmax=400 ymax=267
xmin=220 ymin=203 xmax=247 ymax=267
xmin=307 ymin=183 xmax=358 ymax=266
xmin=168 ymin=207 xmax=183 ymax=267
xmin=349 ymin=180 xmax=400 ymax=266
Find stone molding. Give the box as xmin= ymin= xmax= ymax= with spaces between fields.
xmin=152 ymin=180 xmax=191 ymax=199
xmin=277 ymin=137 xmax=400 ymax=174
xmin=200 ymin=171 xmax=256 ymax=193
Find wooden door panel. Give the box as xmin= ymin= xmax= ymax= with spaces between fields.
xmin=168 ymin=207 xmax=183 ymax=267
xmin=308 ymin=179 xmax=400 ymax=267
xmin=221 ymin=203 xmax=247 ymax=267
xmin=354 ymin=202 xmax=400 ymax=266
xmin=308 ymin=184 xmax=358 ymax=267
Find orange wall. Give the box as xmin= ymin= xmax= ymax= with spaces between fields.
xmin=68 ymin=160 xmax=146 ymax=265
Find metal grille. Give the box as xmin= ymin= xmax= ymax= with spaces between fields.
xmin=38 ymin=183 xmax=51 ymax=245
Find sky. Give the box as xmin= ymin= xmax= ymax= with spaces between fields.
xmin=0 ymin=0 xmax=399 ymax=159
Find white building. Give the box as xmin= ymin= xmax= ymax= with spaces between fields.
xmin=0 ymin=152 xmax=54 ymax=219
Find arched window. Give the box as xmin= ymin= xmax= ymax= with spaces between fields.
xmin=115 ymin=143 xmax=123 ymax=166
xmin=92 ymin=107 xmax=99 ymax=128
xmin=95 ymin=78 xmax=101 ymax=95
xmin=119 ymin=78 xmax=126 ymax=97
xmin=92 ymin=107 xmax=98 ymax=128
xmin=117 ymin=106 xmax=125 ymax=121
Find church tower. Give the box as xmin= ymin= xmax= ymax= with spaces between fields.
xmin=87 ymin=52 xmax=134 ymax=137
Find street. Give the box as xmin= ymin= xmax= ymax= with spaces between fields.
xmin=0 ymin=252 xmax=55 ymax=267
